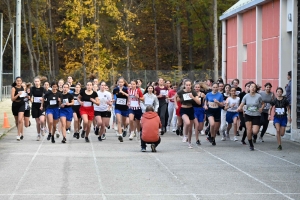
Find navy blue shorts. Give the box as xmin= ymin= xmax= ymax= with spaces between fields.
xmin=115 ymin=109 xmax=129 ymax=117
xmin=46 ymin=107 xmax=60 ymax=120
xmin=206 ymin=108 xmax=221 ymax=122
xmin=60 ymin=107 xmax=73 ymax=121
xmin=273 ymin=116 xmax=287 ymax=127
xmin=226 ymin=112 xmax=239 ymax=124
xmin=128 ymin=109 xmax=143 ymax=120
xmin=194 ymin=107 xmax=205 ymax=122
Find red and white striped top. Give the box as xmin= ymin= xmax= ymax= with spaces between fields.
xmin=128 ymin=88 xmax=143 ymax=110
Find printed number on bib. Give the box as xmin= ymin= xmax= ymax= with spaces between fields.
xmin=50 ymin=100 xmax=56 ymax=105
xmin=74 ymin=100 xmax=80 ymax=106
xmin=130 ymin=100 xmax=139 ymax=107
xmin=247 ymin=106 xmax=258 ymax=112
xmin=63 ymin=99 xmax=69 ymax=104
xmin=208 ymin=102 xmax=218 ymax=108
xmin=34 ymin=97 xmax=42 ymax=103
xmin=160 ymin=90 xmax=167 ymax=96
xmin=183 ymin=93 xmax=192 ymax=101
xmin=275 ymin=108 xmax=285 ymax=115
xmin=116 ymin=98 xmax=126 ymax=105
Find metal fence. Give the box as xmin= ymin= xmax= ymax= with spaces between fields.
xmin=1 ymin=85 xmax=12 ymax=100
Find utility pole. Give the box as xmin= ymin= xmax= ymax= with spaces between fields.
xmin=213 ymin=0 xmax=219 ymax=81
xmin=0 ymin=13 xmax=3 ymax=101
xmin=15 ymin=0 xmax=21 ymax=78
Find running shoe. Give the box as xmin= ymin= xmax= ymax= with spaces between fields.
xmin=226 ymin=133 xmax=230 ymax=140
xmin=66 ymin=129 xmax=70 ymax=134
xmin=172 ymin=128 xmax=176 ymax=132
xmin=196 ymin=140 xmax=201 ymax=145
xmin=188 ymin=143 xmax=193 ymax=149
xmin=253 ymin=137 xmax=257 ymax=143
xmin=62 ymin=137 xmax=66 ymax=143
xmin=41 ymin=128 xmax=45 ymax=136
xmin=206 ymin=136 xmax=213 ymax=143
xmin=212 ymin=140 xmax=216 ymax=146
xmin=107 ymin=125 xmax=110 ymax=129
xmin=151 ymin=143 xmax=157 ymax=152
xmin=241 ymin=140 xmax=247 ymax=145
xmin=179 ymin=129 xmax=183 ymax=136
xmin=166 ymin=126 xmax=170 ymax=132
xmin=55 ymin=131 xmax=60 ymax=138
xmin=118 ymin=135 xmax=123 ymax=142
xmin=98 ymin=136 xmax=102 ymax=141
xmin=286 ymin=129 xmax=291 ymax=133
xmin=101 ymin=134 xmax=106 ymax=140
xmin=182 ymin=136 xmax=187 ymax=142
xmin=141 ymin=148 xmax=146 ymax=152
xmin=81 ymin=130 xmax=86 ymax=138
xmin=277 ymin=145 xmax=282 ymax=150
xmin=200 ymin=130 xmax=205 ymax=135
xmin=85 ymin=137 xmax=90 ymax=142
xmin=216 ymin=131 xmax=220 ymax=136
xmin=20 ymin=135 xmax=24 ymax=140
xmin=249 ymin=146 xmax=254 ymax=151
xmin=37 ymin=135 xmax=41 ymax=141
xmin=234 ymin=136 xmax=238 ymax=141
xmin=47 ymin=134 xmax=51 ymax=140
xmin=176 ymin=129 xmax=180 ymax=135
xmin=259 ymin=136 xmax=264 ymax=142
xmin=73 ymin=132 xmax=76 ymax=138
xmin=94 ymin=127 xmax=99 ymax=135
xmin=122 ymin=130 xmax=127 ymax=137
xmin=16 ymin=136 xmax=20 ymax=141
xmin=129 ymin=132 xmax=135 ymax=140
xmin=221 ymin=137 xmax=226 ymax=141
xmin=236 ymin=131 xmax=240 ymax=136
xmin=160 ymin=129 xmax=165 ymax=135
xmin=51 ymin=135 xmax=55 ymax=143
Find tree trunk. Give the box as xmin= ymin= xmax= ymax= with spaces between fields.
xmin=176 ymin=5 xmax=182 ymax=78
xmin=152 ymin=0 xmax=158 ymax=79
xmin=213 ymin=0 xmax=218 ymax=81
xmin=187 ymin=9 xmax=194 ymax=80
xmin=48 ymin=0 xmax=55 ymax=77
xmin=4 ymin=0 xmax=13 ymax=23
xmin=22 ymin=0 xmax=36 ymax=78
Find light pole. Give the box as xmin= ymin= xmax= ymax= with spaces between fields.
xmin=0 ymin=13 xmax=3 ymax=101
xmin=15 ymin=0 xmax=21 ymax=78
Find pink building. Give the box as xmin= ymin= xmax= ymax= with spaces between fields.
xmin=220 ymin=0 xmax=299 ymax=141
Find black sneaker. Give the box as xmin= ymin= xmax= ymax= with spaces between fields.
xmin=98 ymin=136 xmax=102 ymax=141
xmin=101 ymin=134 xmax=106 ymax=140
xmin=47 ymin=134 xmax=51 ymax=140
xmin=277 ymin=145 xmax=282 ymax=150
xmin=51 ymin=135 xmax=55 ymax=143
xmin=241 ymin=140 xmax=247 ymax=145
xmin=239 ymin=125 xmax=243 ymax=131
xmin=85 ymin=137 xmax=90 ymax=142
xmin=141 ymin=148 xmax=146 ymax=152
xmin=196 ymin=140 xmax=201 ymax=145
xmin=76 ymin=133 xmax=80 ymax=139
xmin=122 ymin=130 xmax=127 ymax=137
xmin=216 ymin=131 xmax=220 ymax=136
xmin=212 ymin=140 xmax=216 ymax=146
xmin=73 ymin=133 xmax=76 ymax=138
xmin=81 ymin=131 xmax=86 ymax=138
xmin=95 ymin=127 xmax=99 ymax=135
xmin=236 ymin=131 xmax=240 ymax=136
xmin=253 ymin=137 xmax=256 ymax=143
xmin=179 ymin=129 xmax=183 ymax=136
xmin=118 ymin=135 xmax=123 ymax=142
xmin=151 ymin=143 xmax=156 ymax=152
xmin=62 ymin=137 xmax=66 ymax=143
xmin=206 ymin=136 xmax=213 ymax=143
xmin=160 ymin=130 xmax=165 ymax=135
xmin=249 ymin=146 xmax=254 ymax=151
xmin=107 ymin=125 xmax=110 ymax=129
xmin=176 ymin=129 xmax=180 ymax=135
xmin=20 ymin=135 xmax=24 ymax=140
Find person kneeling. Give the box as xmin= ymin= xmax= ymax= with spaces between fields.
xmin=140 ymin=106 xmax=161 ymax=152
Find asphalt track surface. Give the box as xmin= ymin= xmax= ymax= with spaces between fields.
xmin=0 ymin=119 xmax=300 ymax=200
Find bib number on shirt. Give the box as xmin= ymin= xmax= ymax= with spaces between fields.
xmin=183 ymin=93 xmax=192 ymax=101
xmin=247 ymin=106 xmax=258 ymax=112
xmin=63 ymin=99 xmax=69 ymax=104
xmin=49 ymin=100 xmax=56 ymax=105
xmin=116 ymin=98 xmax=126 ymax=105
xmin=208 ymin=102 xmax=218 ymax=108
xmin=74 ymin=100 xmax=80 ymax=106
xmin=160 ymin=90 xmax=167 ymax=96
xmin=275 ymin=108 xmax=285 ymax=115
xmin=34 ymin=97 xmax=42 ymax=103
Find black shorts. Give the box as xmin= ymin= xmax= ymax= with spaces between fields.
xmin=31 ymin=106 xmax=45 ymax=118
xmin=12 ymin=102 xmax=25 ymax=116
xmin=94 ymin=111 xmax=111 ymax=118
xmin=72 ymin=106 xmax=81 ymax=119
xmin=244 ymin=114 xmax=261 ymax=126
xmin=206 ymin=108 xmax=221 ymax=122
xmin=180 ymin=107 xmax=195 ymax=120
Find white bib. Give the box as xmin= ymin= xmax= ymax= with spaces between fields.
xmin=83 ymin=101 xmax=92 ymax=107
xmin=160 ymin=90 xmax=167 ymax=96
xmin=34 ymin=97 xmax=42 ymax=103
xmin=49 ymin=100 xmax=56 ymax=105
xmin=116 ymin=98 xmax=126 ymax=105
xmin=63 ymin=98 xmax=69 ymax=104
xmin=183 ymin=93 xmax=192 ymax=101
xmin=275 ymin=108 xmax=285 ymax=115
xmin=74 ymin=100 xmax=80 ymax=106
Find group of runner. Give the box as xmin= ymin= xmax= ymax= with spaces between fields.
xmin=10 ymin=74 xmax=292 ymax=151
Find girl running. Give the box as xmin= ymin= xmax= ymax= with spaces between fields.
xmin=72 ymin=84 xmax=82 ymax=139
xmin=142 ymin=85 xmax=159 ymax=113
xmin=154 ymin=78 xmax=168 ymax=135
xmin=269 ymin=87 xmax=291 ymax=150
xmin=59 ymin=84 xmax=74 ymax=143
xmin=193 ymin=83 xmax=206 ymax=145
xmin=45 ymin=82 xmax=63 ymax=143
xmin=167 ymin=84 xmax=177 ymax=132
xmin=77 ymin=81 xmax=99 ymax=142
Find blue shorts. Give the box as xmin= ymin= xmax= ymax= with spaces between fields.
xmin=226 ymin=112 xmax=239 ymax=124
xmin=115 ymin=109 xmax=129 ymax=117
xmin=194 ymin=107 xmax=205 ymax=122
xmin=46 ymin=107 xmax=60 ymax=120
xmin=128 ymin=109 xmax=143 ymax=120
xmin=60 ymin=107 xmax=73 ymax=121
xmin=273 ymin=116 xmax=287 ymax=127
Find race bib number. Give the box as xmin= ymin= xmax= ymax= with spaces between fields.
xmin=74 ymin=100 xmax=80 ymax=106
xmin=264 ymin=103 xmax=271 ymax=110
xmin=116 ymin=98 xmax=126 ymax=105
xmin=160 ymin=90 xmax=167 ymax=96
xmin=83 ymin=101 xmax=92 ymax=107
xmin=247 ymin=106 xmax=258 ymax=112
xmin=50 ymin=100 xmax=56 ymax=105
xmin=145 ymin=98 xmax=154 ymax=105
xmin=34 ymin=97 xmax=42 ymax=103
xmin=130 ymin=100 xmax=139 ymax=107
xmin=275 ymin=108 xmax=285 ymax=115
xmin=208 ymin=102 xmax=218 ymax=108
xmin=63 ymin=99 xmax=69 ymax=104
xmin=183 ymin=93 xmax=192 ymax=101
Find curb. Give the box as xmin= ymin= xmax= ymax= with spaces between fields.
xmin=0 ymin=125 xmax=16 ymax=139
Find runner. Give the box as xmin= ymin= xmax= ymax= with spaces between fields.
xmin=44 ymin=81 xmax=63 ymax=143
xmin=23 ymin=82 xmax=32 ymax=130
xmin=193 ymin=82 xmax=206 ymax=145
xmin=268 ymin=87 xmax=291 ymax=150
xmin=154 ymin=78 xmax=168 ymax=135
xmin=167 ymin=84 xmax=177 ymax=132
xmin=220 ymin=84 xmax=231 ymax=140
xmin=72 ymin=83 xmax=82 ymax=139
xmin=237 ymin=83 xmax=264 ymax=151
xmin=142 ymin=85 xmax=159 ymax=113
xmin=77 ymin=81 xmax=99 ymax=142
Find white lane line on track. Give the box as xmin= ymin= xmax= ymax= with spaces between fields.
xmin=9 ymin=137 xmax=46 ymax=200
xmin=198 ymin=147 xmax=294 ymax=200
xmin=90 ymin=137 xmax=107 ymax=200
xmin=1 ymin=193 xmax=300 ymax=196
xmin=151 ymin=154 xmax=199 ymax=200
xmin=255 ymin=148 xmax=300 ymax=168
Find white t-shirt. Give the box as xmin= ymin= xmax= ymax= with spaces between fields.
xmin=227 ymin=97 xmax=240 ymax=112
xmin=94 ymin=91 xmax=112 ymax=112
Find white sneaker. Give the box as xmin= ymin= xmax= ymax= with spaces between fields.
xmin=221 ymin=137 xmax=226 ymax=141
xmin=37 ymin=135 xmax=41 ymax=141
xmin=55 ymin=131 xmax=60 ymax=138
xmin=188 ymin=143 xmax=193 ymax=149
xmin=166 ymin=126 xmax=170 ymax=132
xmin=234 ymin=136 xmax=238 ymax=141
xmin=201 ymin=130 xmax=205 ymax=135
xmin=182 ymin=136 xmax=187 ymax=143
xmin=116 ymin=131 xmax=119 ymax=136
xmin=129 ymin=132 xmax=135 ymax=140
xmin=67 ymin=130 xmax=70 ymax=134
xmin=172 ymin=128 xmax=176 ymax=132
xmin=16 ymin=136 xmax=20 ymax=141
xmin=41 ymin=128 xmax=45 ymax=136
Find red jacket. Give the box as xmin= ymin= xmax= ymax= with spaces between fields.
xmin=141 ymin=111 xmax=161 ymax=142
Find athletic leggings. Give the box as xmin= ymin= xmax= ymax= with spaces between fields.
xmin=167 ymin=102 xmax=175 ymax=127
xmin=260 ymin=113 xmax=269 ymax=137
xmin=158 ymin=100 xmax=167 ymax=129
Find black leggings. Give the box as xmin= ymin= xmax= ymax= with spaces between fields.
xmin=158 ymin=100 xmax=167 ymax=128
xmin=260 ymin=113 xmax=269 ymax=137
